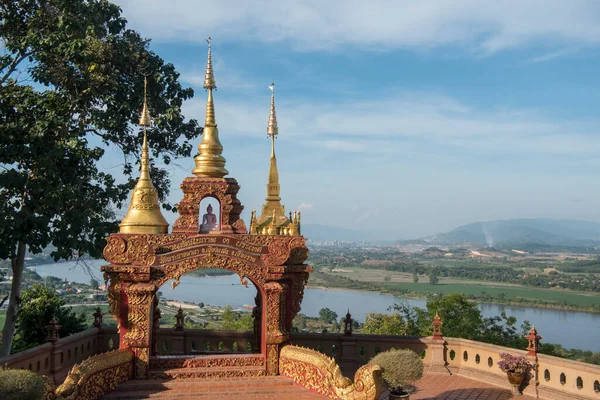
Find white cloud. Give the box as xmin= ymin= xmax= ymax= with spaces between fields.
xmin=181 ymin=90 xmax=600 ymax=157
xmin=115 ymin=0 xmax=600 ymax=53
xmin=297 ymin=203 xmax=313 ymax=211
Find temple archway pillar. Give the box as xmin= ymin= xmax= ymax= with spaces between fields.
xmin=123 ymin=282 xmax=157 ymax=379
xmin=264 ymin=280 xmax=289 ymax=375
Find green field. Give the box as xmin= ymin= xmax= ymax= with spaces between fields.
xmin=380 ymin=282 xmax=600 ymax=307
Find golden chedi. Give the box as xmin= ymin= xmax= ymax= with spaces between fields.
xmin=192 ymin=37 xmax=229 ymax=178
xmin=119 ymin=78 xmax=169 ymax=234
xmin=250 ymin=83 xmax=301 ymax=235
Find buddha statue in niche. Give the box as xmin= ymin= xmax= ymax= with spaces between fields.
xmin=199 ymin=204 xmax=219 ymax=233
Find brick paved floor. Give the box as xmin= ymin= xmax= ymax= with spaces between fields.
xmin=382 ymin=373 xmax=536 ymax=400
xmin=104 ymin=372 xmax=534 ymax=399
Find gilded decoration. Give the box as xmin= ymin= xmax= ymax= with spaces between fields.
xmin=154 ymin=251 xmax=265 ymax=288
xmin=150 ymin=355 xmax=265 ymax=369
xmin=149 ymin=369 xmax=266 ymax=380
xmin=279 ymin=345 xmax=382 ymax=400
xmin=124 ymin=283 xmax=156 ymax=349
xmin=98 ymin=39 xmax=315 ymax=388
xmin=55 ymin=349 xmax=133 ymax=400
xmin=172 ymin=177 xmax=245 ymax=234
xmin=264 ymin=282 xmax=287 ymax=344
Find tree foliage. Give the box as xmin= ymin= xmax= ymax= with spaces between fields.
xmin=0 ymin=0 xmax=201 ymax=261
xmin=318 ymin=307 xmax=338 ymax=324
xmin=13 ymin=284 xmax=86 ymax=352
xmin=361 ymin=312 xmax=406 ymax=336
xmin=0 ymin=0 xmax=201 ymax=355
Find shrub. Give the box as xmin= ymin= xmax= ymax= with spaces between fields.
xmin=369 ymin=348 xmax=424 ymax=394
xmin=0 ymin=369 xmax=46 ymax=400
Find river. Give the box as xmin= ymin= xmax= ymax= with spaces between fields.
xmin=29 ymin=260 xmax=600 ymax=352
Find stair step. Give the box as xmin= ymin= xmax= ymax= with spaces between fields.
xmin=101 ymin=376 xmax=320 ymax=399
xmin=148 ymin=365 xmax=266 ymax=380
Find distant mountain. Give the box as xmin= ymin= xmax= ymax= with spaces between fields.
xmin=302 ymin=223 xmax=396 ymax=243
xmin=419 ymin=218 xmax=600 ymax=248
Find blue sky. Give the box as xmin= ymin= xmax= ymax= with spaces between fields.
xmin=111 ymin=0 xmax=600 ymax=238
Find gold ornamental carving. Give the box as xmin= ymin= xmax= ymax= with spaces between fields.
xmin=279 ymin=345 xmax=382 ymax=400
xmin=55 ymin=349 xmax=134 ymax=400
xmin=124 ymin=283 xmax=156 ymax=349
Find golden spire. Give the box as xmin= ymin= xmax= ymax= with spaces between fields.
xmin=192 ymin=36 xmax=229 ymax=178
xmin=249 ymin=210 xmax=258 ymax=235
xmin=266 ymin=83 xmax=280 ymax=203
xmin=119 ymin=78 xmax=169 ymax=234
xmin=254 ymin=83 xmax=292 ymax=235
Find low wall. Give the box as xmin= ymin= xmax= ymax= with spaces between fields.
xmin=0 ymin=326 xmax=119 ymax=384
xmin=2 ymin=326 xmax=600 ymax=399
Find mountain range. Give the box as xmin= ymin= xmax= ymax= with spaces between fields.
xmin=418 ymin=218 xmax=600 ymax=248
xmin=305 ymin=218 xmax=600 ymax=249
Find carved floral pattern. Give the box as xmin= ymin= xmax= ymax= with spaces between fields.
xmin=150 ymin=355 xmax=265 ymax=369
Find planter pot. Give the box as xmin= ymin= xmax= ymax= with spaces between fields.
xmin=507 ymin=372 xmax=524 ymax=385
xmin=507 ymin=372 xmax=524 ymax=396
xmin=389 ymin=390 xmax=410 ymax=400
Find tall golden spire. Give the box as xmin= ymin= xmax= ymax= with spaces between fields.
xmin=119 ymin=78 xmax=169 ymax=234
xmin=192 ymin=37 xmax=229 ymax=178
xmin=266 ymin=82 xmax=280 ymax=203
xmin=255 ymin=83 xmax=289 ymax=233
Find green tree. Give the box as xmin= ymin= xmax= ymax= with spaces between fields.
xmin=89 ymin=278 xmax=99 ymax=290
xmin=220 ymin=306 xmax=253 ymax=331
xmin=428 ymin=270 xmax=439 ymax=285
xmin=318 ymin=307 xmax=338 ymax=324
xmin=361 ymin=312 xmax=406 ymax=335
xmin=426 ymin=293 xmax=483 ymax=340
xmin=412 ymin=271 xmax=419 ymax=283
xmin=0 ymin=0 xmax=201 ymax=355
xmin=12 ymin=284 xmax=86 ymax=352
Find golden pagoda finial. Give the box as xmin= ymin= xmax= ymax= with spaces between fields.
xmin=119 ymin=79 xmax=169 ymax=234
xmin=139 ymin=77 xmax=151 ymax=127
xmin=266 ymin=82 xmax=280 ymax=203
xmin=250 ymin=210 xmax=258 ymax=235
xmin=268 ymin=209 xmax=278 ymax=235
xmin=192 ymin=36 xmax=228 ymax=178
xmin=267 ymin=82 xmax=278 ymax=152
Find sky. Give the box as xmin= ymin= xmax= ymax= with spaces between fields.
xmin=110 ymin=0 xmax=600 ymax=239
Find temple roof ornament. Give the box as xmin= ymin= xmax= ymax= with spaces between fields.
xmin=250 ymin=83 xmax=300 ymax=236
xmin=192 ymin=37 xmax=229 ymax=178
xmin=119 ymin=78 xmax=169 ymax=234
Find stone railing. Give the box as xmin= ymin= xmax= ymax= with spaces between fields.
xmin=3 ymin=322 xmax=600 ymax=399
xmin=0 ymin=325 xmax=119 ymax=384
xmin=290 ymin=332 xmax=432 ymax=375
xmin=537 ymin=353 xmax=600 ymax=400
xmin=156 ymin=328 xmax=256 ymax=355
xmin=445 ymin=337 xmax=600 ymax=400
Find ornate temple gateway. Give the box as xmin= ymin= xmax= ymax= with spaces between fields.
xmin=102 ymin=38 xmax=310 ymax=379
xmin=97 ymin=38 xmax=381 ymax=399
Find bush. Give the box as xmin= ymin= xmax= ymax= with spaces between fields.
xmin=0 ymin=369 xmax=46 ymax=400
xmin=369 ymin=348 xmax=424 ymax=394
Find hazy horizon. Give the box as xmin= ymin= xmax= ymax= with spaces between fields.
xmin=102 ymin=1 xmax=600 ymax=238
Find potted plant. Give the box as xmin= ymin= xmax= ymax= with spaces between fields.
xmin=497 ymin=352 xmax=531 ymax=395
xmin=369 ymin=348 xmax=424 ymax=400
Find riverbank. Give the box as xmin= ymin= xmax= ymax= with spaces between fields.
xmin=307 ymin=273 xmax=600 ymax=314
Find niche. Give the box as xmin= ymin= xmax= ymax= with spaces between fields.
xmin=199 ymin=197 xmax=220 ymax=233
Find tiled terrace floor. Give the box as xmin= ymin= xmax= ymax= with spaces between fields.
xmin=104 ymin=373 xmax=534 ymax=399
xmin=381 ymin=373 xmax=535 ymax=400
